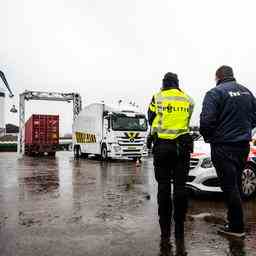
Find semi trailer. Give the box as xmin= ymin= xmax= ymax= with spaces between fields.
xmin=73 ymin=103 xmax=148 ymax=160
xmin=25 ymin=114 xmax=59 ymax=156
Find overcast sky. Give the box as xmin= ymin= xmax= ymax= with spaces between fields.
xmin=1 ymin=0 xmax=256 ymax=135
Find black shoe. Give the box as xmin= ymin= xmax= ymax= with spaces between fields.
xmin=175 ymin=238 xmax=187 ymax=256
xmin=160 ymin=237 xmax=172 ymax=254
xmin=175 ymin=222 xmax=184 ymax=239
xmin=159 ymin=239 xmax=172 ymax=256
xmin=218 ymin=224 xmax=245 ymax=238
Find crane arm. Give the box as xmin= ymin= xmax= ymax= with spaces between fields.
xmin=0 ymin=71 xmax=14 ymax=97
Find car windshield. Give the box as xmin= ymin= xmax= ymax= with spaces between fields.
xmin=111 ymin=114 xmax=148 ymax=131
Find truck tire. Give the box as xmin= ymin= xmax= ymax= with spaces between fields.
xmin=48 ymin=152 xmax=56 ymax=157
xmin=74 ymin=145 xmax=81 ymax=159
xmin=29 ymin=151 xmax=36 ymax=157
xmin=101 ymin=145 xmax=108 ymax=161
xmin=241 ymin=162 xmax=256 ymax=200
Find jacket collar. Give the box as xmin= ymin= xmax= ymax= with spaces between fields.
xmin=216 ymin=77 xmax=236 ymax=86
xmin=161 ymin=86 xmax=180 ymax=91
xmin=162 ymin=79 xmax=179 ymax=89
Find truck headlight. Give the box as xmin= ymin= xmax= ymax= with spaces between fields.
xmin=201 ymin=158 xmax=213 ymax=168
xmin=113 ymin=145 xmax=121 ymax=152
xmin=143 ymin=145 xmax=147 ymax=151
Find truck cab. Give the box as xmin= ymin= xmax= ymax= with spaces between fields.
xmin=102 ymin=110 xmax=148 ymax=160
xmin=73 ymin=103 xmax=148 ymax=160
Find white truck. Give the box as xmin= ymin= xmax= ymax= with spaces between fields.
xmin=72 ymin=103 xmax=148 ymax=160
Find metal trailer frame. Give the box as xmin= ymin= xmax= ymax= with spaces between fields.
xmin=18 ymin=90 xmax=82 ymax=155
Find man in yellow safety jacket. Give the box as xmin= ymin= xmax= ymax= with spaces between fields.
xmin=148 ymin=72 xmax=194 ymax=246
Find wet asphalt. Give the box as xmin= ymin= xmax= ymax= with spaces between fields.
xmin=0 ymin=151 xmax=256 ymax=256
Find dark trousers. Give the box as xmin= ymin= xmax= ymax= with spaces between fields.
xmin=153 ymin=139 xmax=190 ymax=236
xmin=211 ymin=143 xmax=250 ymax=231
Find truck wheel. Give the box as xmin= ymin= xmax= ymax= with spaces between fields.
xmin=101 ymin=145 xmax=108 ymax=161
xmin=48 ymin=152 xmax=56 ymax=157
xmin=74 ymin=145 xmax=81 ymax=159
xmin=25 ymin=146 xmax=29 ymax=156
xmin=241 ymin=162 xmax=256 ymax=199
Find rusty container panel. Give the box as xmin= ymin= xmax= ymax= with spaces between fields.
xmin=46 ymin=115 xmax=59 ymax=145
xmin=25 ymin=115 xmax=59 ymax=146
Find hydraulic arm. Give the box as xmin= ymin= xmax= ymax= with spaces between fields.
xmin=0 ymin=71 xmax=14 ymax=97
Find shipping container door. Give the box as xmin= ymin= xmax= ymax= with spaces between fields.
xmin=46 ymin=116 xmax=59 ymax=145
xmin=33 ymin=115 xmax=47 ymax=145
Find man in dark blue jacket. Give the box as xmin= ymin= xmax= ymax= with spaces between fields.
xmin=200 ymin=65 xmax=256 ymax=238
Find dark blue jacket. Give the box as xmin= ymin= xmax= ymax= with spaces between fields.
xmin=200 ymin=80 xmax=256 ymax=144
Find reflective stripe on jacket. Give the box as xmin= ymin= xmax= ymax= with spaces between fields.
xmin=151 ymin=88 xmax=194 ymax=140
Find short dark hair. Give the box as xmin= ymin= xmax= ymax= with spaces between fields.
xmin=216 ymin=65 xmax=234 ymax=80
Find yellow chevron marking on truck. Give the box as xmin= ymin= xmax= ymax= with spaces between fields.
xmin=75 ymin=132 xmax=96 ymax=143
xmin=127 ymin=132 xmax=139 ymax=139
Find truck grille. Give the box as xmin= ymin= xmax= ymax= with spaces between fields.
xmin=190 ymin=158 xmax=199 ymax=169
xmin=122 ymin=153 xmax=141 ymax=157
xmin=123 ymin=149 xmax=141 ymax=153
xmin=119 ymin=143 xmax=143 ymax=146
xmin=118 ymin=138 xmax=144 ymax=146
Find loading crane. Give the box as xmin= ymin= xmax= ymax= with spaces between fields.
xmin=0 ymin=71 xmax=17 ymax=113
xmin=0 ymin=71 xmax=14 ymax=98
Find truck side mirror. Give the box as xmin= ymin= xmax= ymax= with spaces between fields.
xmin=104 ymin=117 xmax=111 ymax=132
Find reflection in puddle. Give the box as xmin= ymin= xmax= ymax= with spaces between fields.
xmin=0 ymin=152 xmax=256 ymax=256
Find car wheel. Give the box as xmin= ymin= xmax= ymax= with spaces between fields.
xmin=241 ymin=163 xmax=256 ymax=199
xmin=101 ymin=145 xmax=108 ymax=161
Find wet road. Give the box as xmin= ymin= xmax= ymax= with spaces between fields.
xmin=0 ymin=152 xmax=256 ymax=256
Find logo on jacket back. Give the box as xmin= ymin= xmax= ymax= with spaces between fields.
xmin=229 ymin=91 xmax=241 ymax=97
xmin=162 ymin=104 xmax=189 ymax=113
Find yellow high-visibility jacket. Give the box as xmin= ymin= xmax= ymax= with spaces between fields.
xmin=149 ymin=88 xmax=194 ymax=140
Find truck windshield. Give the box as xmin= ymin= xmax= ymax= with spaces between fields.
xmin=111 ymin=115 xmax=148 ymax=131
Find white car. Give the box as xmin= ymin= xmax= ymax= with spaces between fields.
xmin=187 ymin=137 xmax=256 ymax=199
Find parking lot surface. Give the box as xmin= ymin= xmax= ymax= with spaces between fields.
xmin=0 ymin=152 xmax=256 ymax=255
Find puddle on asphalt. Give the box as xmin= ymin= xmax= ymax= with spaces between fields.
xmin=0 ymin=152 xmax=256 ymax=255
